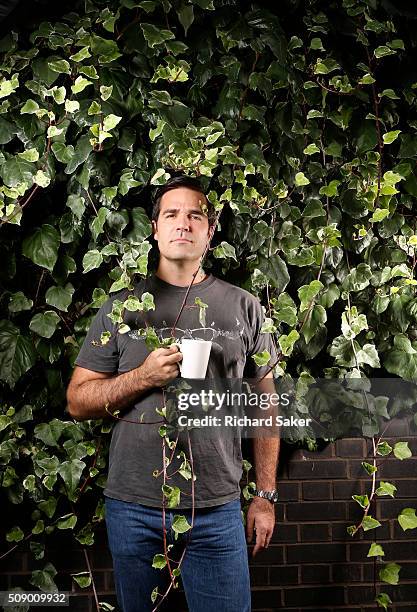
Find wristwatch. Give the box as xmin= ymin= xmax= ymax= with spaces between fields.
xmin=253 ymin=489 xmax=279 ymax=503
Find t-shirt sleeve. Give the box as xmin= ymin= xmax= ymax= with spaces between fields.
xmin=75 ymin=299 xmax=119 ymax=373
xmin=244 ymin=296 xmax=278 ymax=379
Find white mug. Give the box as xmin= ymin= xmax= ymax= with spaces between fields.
xmin=174 ymin=339 xmax=212 ymax=379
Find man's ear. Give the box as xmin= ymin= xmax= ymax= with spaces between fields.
xmin=152 ymin=219 xmax=158 ymax=241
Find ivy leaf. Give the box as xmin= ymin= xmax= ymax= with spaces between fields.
xmin=72 ymin=572 xmax=92 ymax=588
xmin=279 ymin=330 xmax=299 ymax=356
xmin=383 ymin=130 xmax=401 ymax=145
xmin=8 ymin=291 xmax=33 ymax=313
xmin=103 ymin=114 xmax=122 ymax=131
xmin=57 ymin=459 xmax=86 ymax=496
xmin=45 ymin=283 xmax=74 ymax=312
xmin=6 ymin=526 xmax=24 ymax=542
xmin=352 ymin=494 xmax=369 ymax=509
xmin=0 ymin=320 xmax=37 ymax=387
xmin=126 ymin=206 xmax=152 ymax=245
xmin=303 ymin=143 xmax=320 ymax=155
xmin=71 ymin=76 xmax=93 ymax=94
xmin=82 ymin=250 xmax=103 ymax=273
xmin=100 ymin=85 xmax=113 ymax=100
xmin=18 ymin=148 xmax=39 ymax=162
xmin=171 ymin=515 xmax=192 ymax=534
xmin=141 ymin=23 xmax=175 ymax=48
xmin=362 ymin=515 xmax=381 ymax=531
xmin=150 ymin=167 xmax=170 ymax=185
xmin=252 ymin=350 xmax=271 ymax=367
xmin=1 ymin=158 xmax=35 ymax=187
xmin=362 ymin=461 xmax=377 ymax=475
xmin=195 ymin=297 xmax=208 ymax=326
xmin=393 ymin=441 xmax=412 ymax=460
xmin=397 ymin=508 xmax=417 ymax=531
xmin=375 ymin=593 xmax=392 ymax=611
xmin=48 ymin=59 xmax=71 ymax=74
xmin=374 ymin=45 xmax=397 ymax=58
xmin=379 ymin=563 xmax=400 ymax=585
xmin=295 ymin=172 xmax=310 ymax=186
xmin=298 ymin=280 xmax=324 ymax=312
xmin=152 ymin=554 xmax=167 ymax=569
xmin=162 ymin=484 xmax=181 ymax=508
xmin=22 ymin=224 xmax=60 ymax=272
xmin=20 ymin=98 xmax=39 ymax=114
xmin=69 ymin=47 xmax=91 ymax=62
xmin=52 ymin=142 xmax=75 ymax=164
xmin=213 ymin=241 xmax=237 ymax=261
xmin=34 ymin=170 xmax=51 ymax=188
xmin=178 ymin=5 xmax=194 ymax=35
xmin=371 ymin=209 xmax=390 ymax=222
xmin=29 ymin=311 xmax=60 ymax=338
xmin=376 ymin=481 xmax=397 ymax=497
xmin=300 ymin=304 xmax=326 ymax=344
xmin=66 ymin=194 xmax=85 ymax=219
xmin=65 ymin=99 xmax=80 ymax=113
xmin=367 ymin=543 xmax=385 ymax=557
xmin=376 ymin=441 xmax=392 ymax=456
xmin=57 ymin=513 xmax=78 ymax=530
xmin=30 ymin=562 xmax=58 ymax=592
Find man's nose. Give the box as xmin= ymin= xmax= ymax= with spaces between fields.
xmin=177 ymin=214 xmax=191 ymax=232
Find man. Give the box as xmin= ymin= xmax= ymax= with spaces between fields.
xmin=67 ymin=175 xmax=280 ymax=612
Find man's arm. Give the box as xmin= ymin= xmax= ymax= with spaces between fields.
xmin=246 ymin=372 xmax=280 ymax=556
xmin=67 ymin=346 xmax=182 ymax=421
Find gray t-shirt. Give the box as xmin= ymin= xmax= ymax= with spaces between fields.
xmin=75 ymin=273 xmax=276 ymax=508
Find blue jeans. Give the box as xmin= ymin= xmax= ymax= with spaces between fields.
xmin=105 ymin=497 xmax=251 ymax=612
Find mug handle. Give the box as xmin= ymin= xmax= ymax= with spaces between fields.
xmin=171 ymin=342 xmax=182 ymax=374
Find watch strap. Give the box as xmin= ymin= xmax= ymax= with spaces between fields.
xmin=253 ymin=488 xmax=279 ymax=503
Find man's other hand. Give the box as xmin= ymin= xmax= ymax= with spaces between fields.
xmin=138 ymin=345 xmax=182 ymax=389
xmin=246 ymin=496 xmax=275 ymax=557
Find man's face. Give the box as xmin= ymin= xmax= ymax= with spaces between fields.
xmin=152 ymin=187 xmax=212 ymax=264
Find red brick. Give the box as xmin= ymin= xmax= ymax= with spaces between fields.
xmin=335 ymin=438 xmax=366 ymax=458
xmin=302 ymin=481 xmax=332 ymax=500
xmin=300 ymin=523 xmax=330 ymax=542
xmin=332 ymin=562 xmax=362 ymax=582
xmin=251 ymin=588 xmax=282 ymax=608
xmin=284 ymin=585 xmax=344 ymax=606
xmin=287 ymin=501 xmax=346 ymax=521
xmin=333 ymin=480 xmax=366 ymax=499
xmin=249 ymin=545 xmax=284 ymax=565
xmin=289 ymin=460 xmax=348 ymax=479
xmin=276 ymin=482 xmax=300 ymax=501
xmin=270 ymin=523 xmax=298 ymax=543
xmin=301 ymin=564 xmax=330 ymax=583
xmin=269 ymin=565 xmax=299 ymax=585
xmin=287 ymin=543 xmax=347 ymax=564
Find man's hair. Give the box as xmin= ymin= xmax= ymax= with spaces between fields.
xmin=152 ymin=175 xmax=217 ymax=227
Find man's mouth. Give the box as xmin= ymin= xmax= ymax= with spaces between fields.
xmin=172 ymin=238 xmax=192 ymax=243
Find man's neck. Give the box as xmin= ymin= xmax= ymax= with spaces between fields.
xmin=155 ymin=262 xmax=207 ymax=287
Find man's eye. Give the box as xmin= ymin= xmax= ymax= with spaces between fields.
xmin=191 ymin=215 xmax=201 ymax=220
xmin=165 ymin=214 xmax=174 ymax=218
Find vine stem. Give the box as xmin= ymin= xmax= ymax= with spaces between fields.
xmin=83 ymin=547 xmax=100 ymax=612
xmin=0 ymin=532 xmax=32 ymax=561
xmin=366 ymin=47 xmax=383 ymax=208
xmin=152 ymin=430 xmax=195 ymax=612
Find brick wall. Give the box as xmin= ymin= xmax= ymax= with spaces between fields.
xmin=1 ymin=436 xmax=416 ymax=611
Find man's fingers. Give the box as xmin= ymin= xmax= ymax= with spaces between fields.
xmin=246 ymin=514 xmax=255 ymax=543
xmin=252 ymin=528 xmax=268 ymax=557
xmin=252 ymin=528 xmax=269 ymax=557
xmin=164 ymin=352 xmax=183 ymax=364
xmin=157 ymin=346 xmax=180 ymax=355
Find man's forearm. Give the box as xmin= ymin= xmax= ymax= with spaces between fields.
xmin=68 ymin=368 xmax=151 ymax=421
xmin=253 ymin=436 xmax=280 ymax=490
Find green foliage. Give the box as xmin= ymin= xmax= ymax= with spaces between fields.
xmin=1 ymin=0 xmax=417 ymax=602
